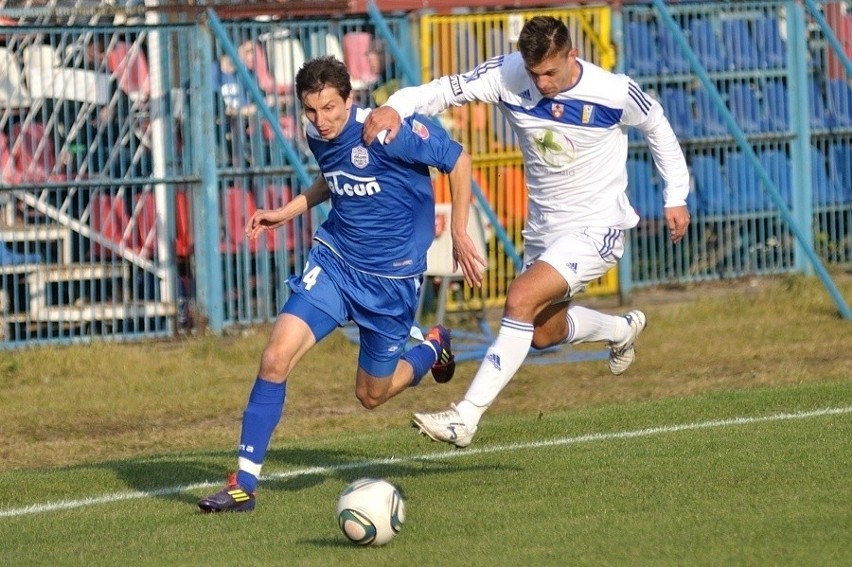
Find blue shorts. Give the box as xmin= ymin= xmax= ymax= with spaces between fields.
xmin=283 ymin=244 xmax=421 ymax=377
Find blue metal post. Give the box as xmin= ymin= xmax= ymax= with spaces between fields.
xmin=190 ymin=24 xmax=225 ymax=333
xmin=651 ymin=0 xmax=850 ymax=320
xmin=612 ymin=8 xmax=633 ymax=303
xmin=787 ymin=1 xmax=813 ymax=274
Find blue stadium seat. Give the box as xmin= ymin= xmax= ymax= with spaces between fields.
xmin=625 ymin=21 xmax=660 ymax=76
xmin=721 ymin=18 xmax=760 ymax=70
xmin=693 ymin=88 xmax=728 ymax=137
xmin=726 ymin=152 xmax=760 ymax=212
xmin=809 ymin=78 xmax=833 ymax=130
xmin=758 ymin=150 xmax=792 ymax=209
xmin=627 ymin=158 xmax=663 ymax=219
xmin=754 ymin=17 xmax=786 ymax=69
xmin=628 ymin=127 xmax=643 ymax=144
xmin=826 ymin=78 xmax=852 ymax=126
xmin=762 ymin=79 xmax=789 ymax=132
xmin=691 ymin=154 xmax=728 ymax=214
xmin=828 ymin=143 xmax=852 ymax=203
xmin=660 ymin=86 xmax=695 ymax=138
xmin=810 ymin=146 xmax=840 ymax=207
xmin=656 ymin=21 xmax=691 ymax=74
xmin=688 ymin=18 xmax=730 ymax=72
xmin=727 ymin=82 xmax=767 ymax=133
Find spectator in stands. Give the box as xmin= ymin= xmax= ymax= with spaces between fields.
xmin=197 ymin=56 xmax=485 ymax=513
xmin=366 ymin=38 xmax=400 ymax=106
xmin=212 ymin=41 xmax=259 ymax=167
xmin=363 ymin=16 xmax=691 ymax=448
xmin=0 ymin=243 xmax=41 ymax=266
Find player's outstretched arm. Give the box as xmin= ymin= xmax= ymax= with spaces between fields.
xmin=447 ymin=151 xmax=487 ymax=288
xmin=245 ymin=177 xmax=329 ymax=240
xmin=364 ymin=74 xmax=475 ymax=145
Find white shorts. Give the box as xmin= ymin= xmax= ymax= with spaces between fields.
xmin=523 ymin=227 xmax=624 ymax=299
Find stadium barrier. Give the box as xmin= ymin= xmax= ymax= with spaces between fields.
xmin=0 ymin=1 xmax=849 ymax=347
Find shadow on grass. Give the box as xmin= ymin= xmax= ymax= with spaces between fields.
xmin=262 ymin=447 xmax=504 ymax=493
xmin=99 ymin=445 xmax=510 ymax=509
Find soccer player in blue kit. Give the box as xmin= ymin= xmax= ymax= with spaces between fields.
xmin=199 ymin=56 xmax=486 ymax=512
xmin=364 ymin=16 xmax=691 ymax=448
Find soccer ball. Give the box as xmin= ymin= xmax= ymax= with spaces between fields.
xmin=336 ymin=477 xmax=405 ymax=546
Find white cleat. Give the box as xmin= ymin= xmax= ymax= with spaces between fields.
xmin=413 ymin=403 xmax=477 ymax=448
xmin=609 ymin=310 xmax=647 ymax=375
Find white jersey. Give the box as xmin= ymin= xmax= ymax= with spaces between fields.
xmin=385 ymin=54 xmax=690 ymax=250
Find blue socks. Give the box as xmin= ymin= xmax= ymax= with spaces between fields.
xmin=236 ymin=377 xmax=286 ymax=492
xmin=402 ymin=341 xmax=438 ymax=386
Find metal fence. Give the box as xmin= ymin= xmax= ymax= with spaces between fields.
xmin=419 ymin=6 xmax=620 ymax=312
xmin=620 ymin=0 xmax=851 ymax=292
xmin=0 ymin=1 xmax=849 ymax=348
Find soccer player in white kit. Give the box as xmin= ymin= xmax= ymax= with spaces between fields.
xmin=363 ymin=16 xmax=691 ymax=447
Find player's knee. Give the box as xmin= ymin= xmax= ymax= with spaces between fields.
xmin=258 ymin=347 xmax=290 ymax=381
xmin=504 ymin=291 xmax=532 ymax=318
xmin=356 ymin=390 xmax=384 ymax=410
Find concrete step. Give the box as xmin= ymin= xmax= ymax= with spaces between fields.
xmin=38 ymin=301 xmax=175 ymax=322
xmin=23 ymin=264 xmax=130 ymax=312
xmin=2 ymin=301 xmax=174 ymax=324
xmin=0 ymin=224 xmax=72 ymax=263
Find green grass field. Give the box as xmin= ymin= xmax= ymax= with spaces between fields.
xmin=0 ymin=275 xmax=850 ymax=565
xmin=0 ymin=383 xmax=849 ymax=565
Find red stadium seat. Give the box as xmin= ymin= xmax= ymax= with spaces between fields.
xmin=0 ymin=131 xmax=13 ymax=184
xmin=175 ymin=189 xmax=193 ymax=258
xmin=263 ymin=183 xmax=303 ymax=251
xmin=221 ymin=186 xmax=259 ymax=254
xmin=343 ymin=32 xmax=376 ymax=88
xmin=90 ymin=193 xmax=130 ymax=259
xmin=132 ymin=191 xmax=157 ymax=258
xmin=249 ymin=42 xmax=288 ymax=96
xmin=107 ymin=41 xmax=150 ymax=101
xmin=261 ymin=115 xmax=297 ymax=142
xmin=9 ymin=122 xmax=64 ymax=183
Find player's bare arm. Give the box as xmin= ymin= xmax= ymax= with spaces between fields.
xmin=665 ymin=205 xmax=690 ymax=244
xmin=246 ymin=177 xmax=329 ymax=239
xmin=446 ymin=151 xmax=487 ymax=287
xmin=362 ymin=106 xmax=402 ymax=145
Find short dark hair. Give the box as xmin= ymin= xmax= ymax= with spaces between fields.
xmin=295 ymin=56 xmax=352 ymax=102
xmin=517 ymin=16 xmax=572 ymax=65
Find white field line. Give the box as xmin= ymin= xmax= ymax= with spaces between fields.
xmin=1 ymin=406 xmax=850 ymax=519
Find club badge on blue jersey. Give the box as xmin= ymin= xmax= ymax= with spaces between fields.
xmin=411 ymin=119 xmax=430 ymax=140
xmin=351 ymin=146 xmax=369 ymax=169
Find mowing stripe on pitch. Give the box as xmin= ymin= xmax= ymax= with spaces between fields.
xmin=1 ymin=406 xmax=849 ymax=519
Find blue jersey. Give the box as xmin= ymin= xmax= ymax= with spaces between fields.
xmin=307 ymin=105 xmax=462 ymax=277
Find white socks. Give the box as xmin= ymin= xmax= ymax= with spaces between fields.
xmin=456 ymin=318 xmax=534 ymax=429
xmin=566 ymin=305 xmax=626 ymax=344
xmin=454 ymin=308 xmax=628 ymax=429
